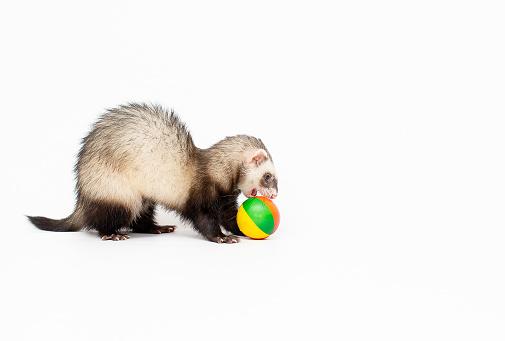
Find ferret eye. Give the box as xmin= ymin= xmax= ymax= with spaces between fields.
xmin=264 ymin=173 xmax=271 ymax=181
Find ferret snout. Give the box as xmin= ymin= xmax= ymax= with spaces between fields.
xmin=259 ymin=188 xmax=277 ymax=200
xmin=268 ymin=189 xmax=278 ymax=199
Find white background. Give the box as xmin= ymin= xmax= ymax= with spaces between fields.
xmin=1 ymin=0 xmax=504 ymax=340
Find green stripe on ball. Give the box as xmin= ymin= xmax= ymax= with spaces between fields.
xmin=242 ymin=197 xmax=275 ymax=235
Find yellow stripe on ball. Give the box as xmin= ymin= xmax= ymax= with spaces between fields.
xmin=237 ymin=205 xmax=270 ymax=239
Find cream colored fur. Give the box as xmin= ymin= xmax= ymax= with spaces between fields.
xmin=76 ymin=104 xmax=196 ymax=214
xmin=74 ymin=104 xmax=278 ymax=221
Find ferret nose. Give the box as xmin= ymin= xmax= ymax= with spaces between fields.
xmin=270 ymin=193 xmax=277 ymax=199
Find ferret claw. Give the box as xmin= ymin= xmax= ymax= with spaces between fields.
xmin=102 ymin=234 xmax=130 ymax=241
xmin=214 ymin=236 xmax=241 ymax=244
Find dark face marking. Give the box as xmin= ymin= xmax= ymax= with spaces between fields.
xmin=260 ymin=173 xmax=278 ymax=191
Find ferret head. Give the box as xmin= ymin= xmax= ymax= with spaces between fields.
xmin=238 ymin=149 xmax=278 ymax=199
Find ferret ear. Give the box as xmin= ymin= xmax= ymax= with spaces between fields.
xmin=248 ymin=149 xmax=268 ymax=165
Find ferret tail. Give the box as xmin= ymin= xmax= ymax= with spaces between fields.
xmin=27 ymin=212 xmax=81 ymax=232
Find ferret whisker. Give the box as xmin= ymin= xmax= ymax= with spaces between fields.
xmin=220 ymin=194 xmax=239 ymax=198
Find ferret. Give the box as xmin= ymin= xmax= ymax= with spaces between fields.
xmin=28 ymin=103 xmax=278 ymax=243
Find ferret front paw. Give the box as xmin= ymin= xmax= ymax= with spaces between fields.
xmin=214 ymin=236 xmax=241 ymax=244
xmin=101 ymin=234 xmax=130 ymax=241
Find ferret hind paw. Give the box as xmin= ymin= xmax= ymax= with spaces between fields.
xmin=153 ymin=225 xmax=177 ymax=234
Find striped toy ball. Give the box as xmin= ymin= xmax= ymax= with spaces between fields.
xmin=237 ymin=197 xmax=280 ymax=239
